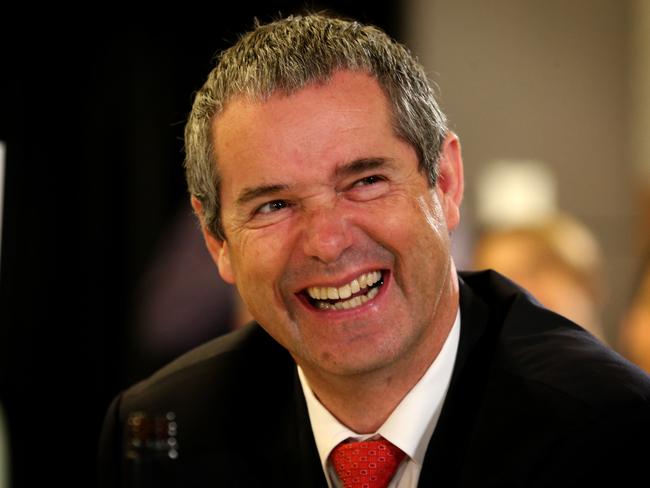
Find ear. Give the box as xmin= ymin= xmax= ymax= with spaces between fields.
xmin=191 ymin=196 xmax=236 ymax=284
xmin=435 ymin=132 xmax=464 ymax=232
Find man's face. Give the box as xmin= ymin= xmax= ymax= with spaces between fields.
xmin=201 ymin=70 xmax=463 ymax=379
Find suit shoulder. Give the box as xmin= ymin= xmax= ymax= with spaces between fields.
xmin=461 ymin=270 xmax=650 ymax=413
xmin=121 ymin=323 xmax=291 ymax=409
xmin=454 ymin=271 xmax=650 ymax=485
xmin=150 ymin=323 xmax=267 ymax=377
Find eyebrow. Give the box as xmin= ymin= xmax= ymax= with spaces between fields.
xmin=236 ymin=183 xmax=290 ymax=207
xmin=235 ymin=157 xmax=392 ymax=207
xmin=334 ymin=157 xmax=391 ymax=178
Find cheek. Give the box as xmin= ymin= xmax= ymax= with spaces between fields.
xmin=393 ymin=196 xmax=449 ymax=271
xmin=417 ymin=193 xmax=449 ymax=237
xmin=364 ymin=193 xmax=449 ymax=249
xmin=355 ymin=194 xmax=450 ymax=278
xmin=230 ymin=231 xmax=294 ymax=297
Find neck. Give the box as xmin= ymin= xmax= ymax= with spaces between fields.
xmin=298 ymin=269 xmax=459 ymax=434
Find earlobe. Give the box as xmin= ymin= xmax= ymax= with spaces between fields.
xmin=436 ymin=132 xmax=464 ymax=231
xmin=212 ymin=238 xmax=235 ymax=284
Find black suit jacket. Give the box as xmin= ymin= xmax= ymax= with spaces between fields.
xmin=98 ymin=271 xmax=650 ymax=487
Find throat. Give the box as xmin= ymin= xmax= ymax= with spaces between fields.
xmin=301 ymin=367 xmax=411 ymax=435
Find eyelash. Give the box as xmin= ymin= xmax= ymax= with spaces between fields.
xmin=354 ymin=175 xmax=383 ymax=186
xmin=255 ymin=200 xmax=291 ymax=215
xmin=252 ymin=175 xmax=386 ymax=217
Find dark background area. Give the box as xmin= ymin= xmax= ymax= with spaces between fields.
xmin=0 ymin=3 xmax=401 ymax=486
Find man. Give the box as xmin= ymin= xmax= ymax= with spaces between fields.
xmin=99 ymin=14 xmax=650 ymax=487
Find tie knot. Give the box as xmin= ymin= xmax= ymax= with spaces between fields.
xmin=330 ymin=437 xmax=406 ymax=488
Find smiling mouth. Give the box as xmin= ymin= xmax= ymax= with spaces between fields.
xmin=302 ymin=270 xmax=385 ymax=311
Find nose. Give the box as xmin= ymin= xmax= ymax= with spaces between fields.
xmin=301 ymin=205 xmax=353 ymax=263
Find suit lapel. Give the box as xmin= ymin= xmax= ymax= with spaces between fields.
xmin=418 ymin=274 xmax=500 ymax=486
xmin=258 ymin=354 xmax=328 ymax=487
xmin=280 ymin=367 xmax=329 ymax=487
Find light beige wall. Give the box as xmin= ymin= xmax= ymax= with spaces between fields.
xmin=631 ymin=0 xmax=650 ymax=182
xmin=405 ymin=0 xmax=640 ymax=342
xmin=630 ymin=0 xmax=650 ymax=251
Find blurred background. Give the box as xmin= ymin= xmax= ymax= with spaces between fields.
xmin=1 ymin=0 xmax=649 ymax=486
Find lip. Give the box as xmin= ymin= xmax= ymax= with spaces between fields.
xmin=296 ymin=270 xmax=390 ymax=316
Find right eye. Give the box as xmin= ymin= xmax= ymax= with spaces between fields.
xmin=255 ymin=200 xmax=291 ymax=215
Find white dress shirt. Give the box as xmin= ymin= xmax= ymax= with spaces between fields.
xmin=297 ymin=309 xmax=461 ymax=488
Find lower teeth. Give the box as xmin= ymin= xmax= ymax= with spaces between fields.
xmin=316 ymin=285 xmax=380 ymax=310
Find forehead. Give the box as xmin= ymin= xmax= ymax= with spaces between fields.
xmin=213 ymin=71 xmax=389 ymax=152
xmin=211 ymin=70 xmax=406 ymax=199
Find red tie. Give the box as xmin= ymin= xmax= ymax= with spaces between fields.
xmin=330 ymin=437 xmax=406 ymax=488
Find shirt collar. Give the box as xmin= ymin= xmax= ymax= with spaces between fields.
xmin=298 ymin=308 xmax=461 ymax=474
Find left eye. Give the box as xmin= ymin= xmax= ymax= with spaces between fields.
xmin=353 ymin=175 xmax=383 ymax=187
xmin=256 ymin=200 xmax=290 ymax=215
xmin=347 ymin=174 xmax=389 ymax=202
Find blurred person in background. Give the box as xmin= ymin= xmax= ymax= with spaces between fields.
xmin=618 ymin=251 xmax=650 ymax=373
xmin=471 ymin=159 xmax=607 ymax=343
xmin=472 ymin=212 xmax=607 ymax=343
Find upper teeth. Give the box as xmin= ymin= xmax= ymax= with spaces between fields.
xmin=306 ymin=271 xmax=382 ymax=300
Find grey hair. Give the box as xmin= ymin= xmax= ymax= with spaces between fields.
xmin=184 ymin=13 xmax=448 ymax=240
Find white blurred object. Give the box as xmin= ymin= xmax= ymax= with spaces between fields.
xmin=476 ymin=159 xmax=557 ymax=229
